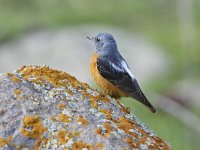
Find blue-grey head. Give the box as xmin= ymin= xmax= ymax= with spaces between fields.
xmin=86 ymin=33 xmax=118 ymax=55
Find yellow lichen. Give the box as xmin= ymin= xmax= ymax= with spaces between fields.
xmin=34 ymin=137 xmax=48 ymax=149
xmin=57 ymin=129 xmax=73 ymax=145
xmin=96 ymin=93 xmax=110 ymax=103
xmin=6 ymin=73 xmax=21 ymax=83
xmin=50 ymin=116 xmax=57 ymax=122
xmin=23 ymin=116 xmax=40 ymax=126
xmin=66 ymin=89 xmax=73 ymax=95
xmin=58 ymin=114 xmax=71 ymax=123
xmin=82 ymin=91 xmax=98 ymax=108
xmin=74 ymin=131 xmax=80 ymax=137
xmin=58 ymin=129 xmax=67 ymax=144
xmin=72 ymin=142 xmax=95 ymax=150
xmin=6 ymin=73 xmax=14 ymax=77
xmin=14 ymin=89 xmax=22 ymax=95
xmin=90 ymin=97 xmax=98 ymax=108
xmin=124 ymin=137 xmax=134 ymax=149
xmin=117 ymin=117 xmax=171 ymax=149
xmin=82 ymin=91 xmax=110 ymax=109
xmin=81 ymin=82 xmax=90 ymax=89
xmin=0 ymin=136 xmax=12 ymax=148
xmin=100 ymin=109 xmax=112 ymax=120
xmin=14 ymin=89 xmax=22 ymax=99
xmin=20 ymin=116 xmax=47 ymax=139
xmin=116 ymin=99 xmax=130 ymax=114
xmin=17 ymin=66 xmax=83 ymax=88
xmin=77 ymin=115 xmax=89 ymax=125
xmin=115 ymin=117 xmax=138 ymax=138
xmin=95 ymin=123 xmax=112 ymax=138
xmin=96 ymin=142 xmax=104 ymax=149
xmin=57 ymin=103 xmax=66 ymax=109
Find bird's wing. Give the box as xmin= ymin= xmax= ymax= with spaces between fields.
xmin=97 ymin=55 xmax=156 ymax=113
xmin=97 ymin=55 xmax=140 ymax=95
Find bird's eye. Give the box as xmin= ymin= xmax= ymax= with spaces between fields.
xmin=96 ymin=38 xmax=100 ymax=42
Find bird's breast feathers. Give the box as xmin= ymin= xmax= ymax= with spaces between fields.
xmin=90 ymin=53 xmax=127 ymax=98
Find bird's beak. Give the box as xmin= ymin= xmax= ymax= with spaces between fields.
xmin=86 ymin=36 xmax=93 ymax=41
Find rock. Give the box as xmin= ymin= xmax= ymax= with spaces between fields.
xmin=0 ymin=66 xmax=171 ymax=150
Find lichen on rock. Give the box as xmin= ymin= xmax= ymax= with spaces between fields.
xmin=0 ymin=65 xmax=171 ymax=149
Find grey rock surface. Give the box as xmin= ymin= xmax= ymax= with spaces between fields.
xmin=0 ymin=66 xmax=170 ymax=150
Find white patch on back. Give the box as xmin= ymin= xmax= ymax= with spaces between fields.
xmin=109 ymin=59 xmax=135 ymax=79
xmin=121 ymin=60 xmax=135 ymax=79
xmin=110 ymin=61 xmax=124 ymax=72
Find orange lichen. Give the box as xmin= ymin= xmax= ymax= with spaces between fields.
xmin=20 ymin=116 xmax=47 ymax=149
xmin=100 ymin=109 xmax=112 ymax=120
xmin=140 ymin=137 xmax=146 ymax=144
xmin=162 ymin=144 xmax=171 ymax=150
xmin=17 ymin=66 xmax=82 ymax=88
xmin=74 ymin=131 xmax=80 ymax=137
xmin=20 ymin=116 xmax=47 ymax=139
xmin=17 ymin=65 xmax=26 ymax=73
xmin=50 ymin=116 xmax=57 ymax=122
xmin=116 ymin=116 xmax=171 ymax=149
xmin=58 ymin=114 xmax=71 ymax=123
xmin=66 ymin=89 xmax=73 ymax=95
xmin=14 ymin=89 xmax=22 ymax=95
xmin=95 ymin=123 xmax=112 ymax=137
xmin=90 ymin=97 xmax=98 ymax=108
xmin=119 ymin=117 xmax=135 ymax=129
xmin=14 ymin=89 xmax=22 ymax=99
xmin=82 ymin=91 xmax=110 ymax=108
xmin=72 ymin=142 xmax=95 ymax=150
xmin=81 ymin=83 xmax=91 ymax=89
xmin=104 ymin=123 xmax=112 ymax=134
xmin=95 ymin=128 xmax=102 ymax=135
xmin=82 ymin=91 xmax=91 ymax=98
xmin=58 ymin=130 xmax=67 ymax=144
xmin=0 ymin=137 xmax=7 ymax=147
xmin=121 ymin=148 xmax=128 ymax=150
xmin=57 ymin=129 xmax=73 ymax=144
xmin=124 ymin=137 xmax=135 ymax=149
xmin=6 ymin=73 xmax=21 ymax=83
xmin=116 ymin=99 xmax=130 ymax=114
xmin=77 ymin=115 xmax=89 ymax=125
xmin=120 ymin=106 xmax=131 ymax=114
xmin=34 ymin=137 xmax=48 ymax=149
xmin=6 ymin=73 xmax=14 ymax=77
xmin=82 ymin=91 xmax=98 ymax=108
xmin=0 ymin=136 xmax=12 ymax=148
xmin=23 ymin=116 xmax=40 ymax=126
xmin=96 ymin=93 xmax=110 ymax=103
xmin=57 ymin=103 xmax=66 ymax=109
xmin=114 ymin=117 xmax=138 ymax=138
xmin=96 ymin=142 xmax=104 ymax=149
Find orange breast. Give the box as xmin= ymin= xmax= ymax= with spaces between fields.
xmin=90 ymin=53 xmax=127 ymax=98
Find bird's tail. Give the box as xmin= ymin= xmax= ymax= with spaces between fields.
xmin=131 ymin=91 xmax=156 ymax=113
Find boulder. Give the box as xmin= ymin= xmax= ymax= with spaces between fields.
xmin=0 ymin=66 xmax=170 ymax=150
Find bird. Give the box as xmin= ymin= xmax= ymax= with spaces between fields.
xmin=86 ymin=33 xmax=156 ymax=113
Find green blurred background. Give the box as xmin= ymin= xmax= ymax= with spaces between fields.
xmin=0 ymin=0 xmax=199 ymax=149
